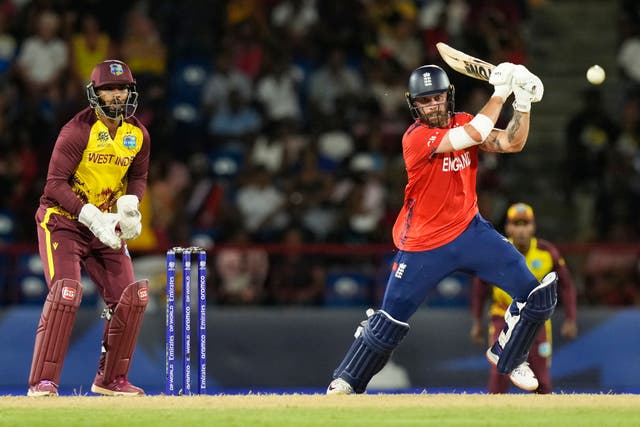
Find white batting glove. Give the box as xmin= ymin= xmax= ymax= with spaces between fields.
xmin=489 ymin=62 xmax=516 ymax=102
xmin=78 ymin=204 xmax=122 ymax=249
xmin=116 ymin=195 xmax=142 ymax=240
xmin=512 ymin=65 xmax=544 ymax=112
xmin=512 ymin=65 xmax=544 ymax=102
xmin=513 ymin=86 xmax=534 ymax=112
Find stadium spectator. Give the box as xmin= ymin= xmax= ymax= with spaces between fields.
xmin=224 ymin=18 xmax=266 ymax=81
xmin=282 ymin=146 xmax=338 ymax=241
xmin=269 ymin=0 xmax=319 ymax=51
xmin=119 ymin=9 xmax=167 ymax=131
xmin=307 ymin=47 xmax=363 ymax=123
xmin=201 ymin=49 xmax=252 ymax=124
xmin=14 ymin=11 xmax=67 ymax=104
xmin=68 ymin=13 xmax=114 ymax=86
xmin=255 ymin=52 xmax=304 ymax=124
xmin=0 ymin=11 xmax=16 ymax=84
xmin=208 ymin=87 xmax=262 ymax=149
xmin=562 ymin=87 xmax=619 ymax=241
xmin=375 ymin=11 xmax=423 ymax=73
xmin=214 ymin=229 xmax=268 ymax=305
xmin=583 ymin=249 xmax=640 ymax=306
xmin=266 ymin=226 xmax=326 ymax=305
xmin=235 ymin=165 xmax=289 ymax=242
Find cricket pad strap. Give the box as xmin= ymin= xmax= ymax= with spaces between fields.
xmin=102 ymin=280 xmax=149 ymax=384
xmin=333 ymin=310 xmax=410 ymax=393
xmin=29 ymin=279 xmax=83 ymax=386
xmin=496 ymin=273 xmax=558 ymax=373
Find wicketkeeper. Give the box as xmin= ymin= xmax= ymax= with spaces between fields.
xmin=28 ymin=60 xmax=150 ymax=396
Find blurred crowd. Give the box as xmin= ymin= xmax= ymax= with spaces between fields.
xmin=0 ymin=0 xmax=637 ymax=307
xmin=0 ymin=0 xmax=532 ymax=247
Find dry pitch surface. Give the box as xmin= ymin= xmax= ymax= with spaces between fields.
xmin=1 ymin=393 xmax=639 ymax=427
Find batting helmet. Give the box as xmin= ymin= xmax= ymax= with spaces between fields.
xmin=405 ymin=65 xmax=455 ymax=125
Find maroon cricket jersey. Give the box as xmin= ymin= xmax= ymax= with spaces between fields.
xmin=40 ymin=107 xmax=150 ymax=218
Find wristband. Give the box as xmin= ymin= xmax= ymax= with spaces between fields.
xmin=449 ymin=127 xmax=481 ymax=150
xmin=469 ymin=114 xmax=494 ymax=141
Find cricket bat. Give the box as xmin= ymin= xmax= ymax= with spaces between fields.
xmin=435 ymin=42 xmax=495 ymax=82
xmin=435 ymin=42 xmax=538 ymax=94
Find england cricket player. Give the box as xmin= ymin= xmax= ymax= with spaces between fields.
xmin=327 ymin=63 xmax=556 ymax=395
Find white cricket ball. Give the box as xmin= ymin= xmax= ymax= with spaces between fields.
xmin=586 ymin=65 xmax=605 ymax=85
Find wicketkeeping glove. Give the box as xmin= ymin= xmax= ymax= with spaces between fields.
xmin=116 ymin=195 xmax=142 ymax=240
xmin=489 ymin=62 xmax=516 ymax=102
xmin=78 ymin=203 xmax=122 ymax=249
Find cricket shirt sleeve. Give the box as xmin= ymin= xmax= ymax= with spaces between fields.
xmin=551 ymin=244 xmax=577 ymax=321
xmin=42 ymin=122 xmax=89 ymax=216
xmin=123 ymin=121 xmax=151 ymax=200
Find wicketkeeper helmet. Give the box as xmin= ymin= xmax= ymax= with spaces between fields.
xmin=86 ymin=60 xmax=139 ymax=119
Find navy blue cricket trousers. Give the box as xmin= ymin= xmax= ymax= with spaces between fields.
xmin=381 ymin=214 xmax=538 ymax=322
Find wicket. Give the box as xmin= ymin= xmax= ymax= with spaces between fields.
xmin=165 ymin=246 xmax=207 ymax=395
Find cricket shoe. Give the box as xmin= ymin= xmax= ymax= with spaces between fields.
xmin=326 ymin=378 xmax=354 ymax=395
xmin=486 ymin=347 xmax=538 ymax=391
xmin=91 ymin=373 xmax=144 ymax=396
xmin=27 ymin=380 xmax=59 ymax=397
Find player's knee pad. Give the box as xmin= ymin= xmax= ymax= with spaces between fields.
xmin=521 ymin=275 xmax=558 ymax=321
xmin=102 ymin=280 xmax=149 ymax=383
xmin=495 ymin=272 xmax=557 ymax=373
xmin=29 ymin=279 xmax=83 ymax=385
xmin=333 ymin=309 xmax=410 ymax=393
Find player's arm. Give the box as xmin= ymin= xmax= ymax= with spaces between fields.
xmin=124 ymin=124 xmax=151 ymax=200
xmin=480 ymin=110 xmax=530 ymax=153
xmin=42 ymin=124 xmax=88 ymax=216
xmin=470 ymin=277 xmax=490 ymax=345
xmin=551 ymin=244 xmax=578 ymax=339
xmin=436 ymin=96 xmax=506 ymax=154
xmin=481 ymin=65 xmax=543 ymax=153
xmin=436 ymin=62 xmax=516 ymax=154
xmin=44 ymin=124 xmax=122 ymax=249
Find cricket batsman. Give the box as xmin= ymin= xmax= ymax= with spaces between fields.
xmin=327 ymin=62 xmax=557 ymax=394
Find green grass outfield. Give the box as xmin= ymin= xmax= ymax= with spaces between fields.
xmin=0 ymin=394 xmax=639 ymax=427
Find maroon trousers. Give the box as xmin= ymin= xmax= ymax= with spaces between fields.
xmin=36 ymin=207 xmax=135 ymax=306
xmin=30 ymin=207 xmax=140 ymax=387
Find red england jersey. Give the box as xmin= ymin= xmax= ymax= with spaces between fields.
xmin=392 ymin=113 xmax=479 ymax=251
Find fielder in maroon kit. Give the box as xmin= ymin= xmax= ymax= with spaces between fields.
xmin=27 ymin=60 xmax=150 ymax=396
xmin=471 ymin=203 xmax=578 ymax=393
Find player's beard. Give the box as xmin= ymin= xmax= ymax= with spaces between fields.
xmin=100 ymin=100 xmax=125 ymax=120
xmin=422 ymin=105 xmax=450 ymax=128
